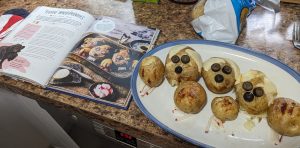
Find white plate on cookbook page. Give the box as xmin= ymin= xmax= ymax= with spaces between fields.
xmin=130 ymin=40 xmax=300 ymax=148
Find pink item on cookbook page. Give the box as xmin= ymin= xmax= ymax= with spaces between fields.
xmin=2 ymin=56 xmax=30 ymax=73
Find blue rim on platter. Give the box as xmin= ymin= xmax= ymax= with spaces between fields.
xmin=130 ymin=40 xmax=300 ymax=147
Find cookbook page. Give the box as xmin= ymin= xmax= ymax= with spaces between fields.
xmin=46 ymin=16 xmax=160 ymax=109
xmin=87 ymin=16 xmax=159 ymax=53
xmin=47 ymin=35 xmax=142 ymax=109
xmin=0 ymin=6 xmax=95 ymax=86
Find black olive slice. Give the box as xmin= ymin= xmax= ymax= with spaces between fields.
xmin=242 ymin=81 xmax=253 ymax=91
xmin=243 ymin=92 xmax=254 ymax=102
xmin=211 ymin=63 xmax=221 ymax=72
xmin=175 ymin=66 xmax=182 ymax=74
xmin=253 ymin=87 xmax=264 ymax=97
xmin=181 ymin=55 xmax=190 ymax=64
xmin=171 ymin=55 xmax=180 ymax=63
xmin=222 ymin=65 xmax=232 ymax=74
xmin=214 ymin=74 xmax=224 ymax=83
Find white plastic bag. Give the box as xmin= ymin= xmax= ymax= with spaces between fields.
xmin=191 ymin=0 xmax=255 ymax=44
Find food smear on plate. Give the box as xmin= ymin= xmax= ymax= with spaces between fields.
xmin=171 ymin=107 xmax=193 ymax=121
xmin=93 ymin=83 xmax=113 ymax=98
xmin=139 ymin=84 xmax=154 ymax=97
xmin=165 ymin=45 xmax=202 ymax=87
xmin=204 ymin=115 xmax=224 ymax=133
xmin=270 ymin=127 xmax=283 ymax=145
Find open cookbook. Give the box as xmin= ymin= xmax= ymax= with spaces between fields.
xmin=0 ymin=6 xmax=159 ymax=109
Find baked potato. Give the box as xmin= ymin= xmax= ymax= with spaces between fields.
xmin=211 ymin=96 xmax=239 ymax=122
xmin=235 ymin=70 xmax=277 ymax=115
xmin=191 ymin=0 xmax=207 ymax=20
xmin=174 ymin=81 xmax=207 ymax=114
xmin=165 ymin=45 xmax=203 ymax=86
xmin=202 ymin=57 xmax=240 ymax=94
xmin=139 ymin=56 xmax=165 ymax=87
xmin=267 ymin=98 xmax=300 ymax=137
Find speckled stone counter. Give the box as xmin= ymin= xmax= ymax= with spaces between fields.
xmin=0 ymin=0 xmax=299 ymax=147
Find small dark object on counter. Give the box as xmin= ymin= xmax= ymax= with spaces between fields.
xmin=170 ymin=0 xmax=198 ymax=4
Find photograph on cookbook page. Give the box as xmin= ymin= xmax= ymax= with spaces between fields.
xmin=47 ymin=16 xmax=159 ymax=109
xmin=87 ymin=16 xmax=160 ymax=53
xmin=0 ymin=6 xmax=95 ymax=86
xmin=47 ymin=35 xmax=143 ymax=109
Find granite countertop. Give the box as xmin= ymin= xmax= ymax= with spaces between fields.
xmin=0 ymin=0 xmax=299 ymax=147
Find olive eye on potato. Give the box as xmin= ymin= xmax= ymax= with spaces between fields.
xmin=171 ymin=55 xmax=180 ymax=63
xmin=181 ymin=55 xmax=190 ymax=64
xmin=253 ymin=87 xmax=264 ymax=97
xmin=242 ymin=81 xmax=253 ymax=91
xmin=222 ymin=65 xmax=232 ymax=74
xmin=211 ymin=63 xmax=221 ymax=72
xmin=243 ymin=92 xmax=254 ymax=102
xmin=175 ymin=66 xmax=183 ymax=74
xmin=214 ymin=74 xmax=224 ymax=83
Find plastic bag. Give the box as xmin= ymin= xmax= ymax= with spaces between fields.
xmin=191 ymin=0 xmax=255 ymax=44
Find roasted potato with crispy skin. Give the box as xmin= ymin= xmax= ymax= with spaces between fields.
xmin=165 ymin=45 xmax=203 ymax=87
xmin=174 ymin=81 xmax=207 ymax=114
xmin=267 ymin=98 xmax=300 ymax=137
xmin=139 ymin=56 xmax=165 ymax=87
xmin=211 ymin=96 xmax=239 ymax=122
xmin=235 ymin=70 xmax=277 ymax=115
xmin=202 ymin=57 xmax=240 ymax=94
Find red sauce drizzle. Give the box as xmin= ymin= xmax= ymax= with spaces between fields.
xmin=280 ymin=102 xmax=287 ymax=114
xmin=141 ymin=68 xmax=144 ymax=77
xmin=172 ymin=108 xmax=177 ymax=113
xmin=288 ymin=107 xmax=294 ymax=115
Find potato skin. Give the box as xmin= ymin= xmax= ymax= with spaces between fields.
xmin=202 ymin=58 xmax=239 ymax=94
xmin=202 ymin=66 xmax=235 ymax=94
xmin=267 ymin=98 xmax=300 ymax=137
xmin=139 ymin=56 xmax=165 ymax=87
xmin=174 ymin=81 xmax=207 ymax=114
xmin=165 ymin=46 xmax=202 ymax=87
xmin=235 ymin=82 xmax=269 ymax=115
xmin=211 ymin=96 xmax=239 ymax=122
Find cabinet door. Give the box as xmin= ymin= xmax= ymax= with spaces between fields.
xmin=0 ymin=89 xmax=79 ymax=148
